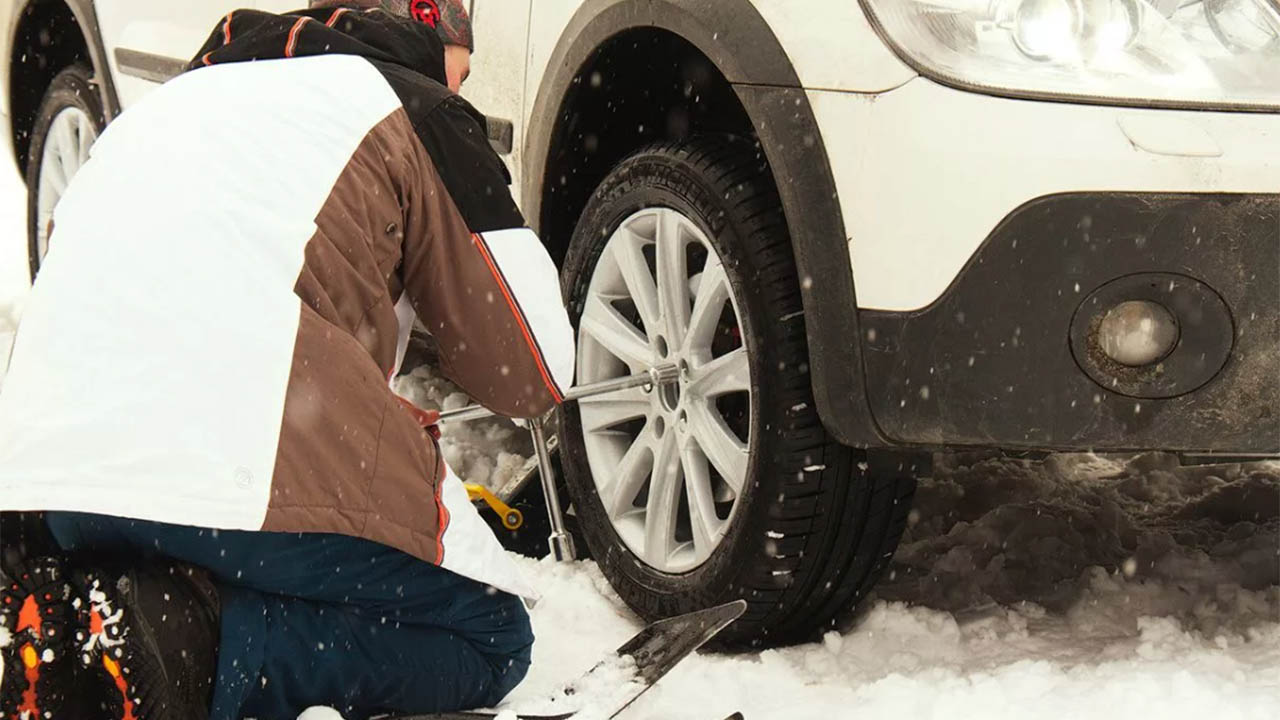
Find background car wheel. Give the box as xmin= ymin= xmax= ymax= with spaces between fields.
xmin=25 ymin=64 xmax=104 ymax=281
xmin=560 ymin=136 xmax=917 ymax=647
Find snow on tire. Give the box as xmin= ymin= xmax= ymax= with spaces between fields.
xmin=559 ymin=136 xmax=916 ymax=647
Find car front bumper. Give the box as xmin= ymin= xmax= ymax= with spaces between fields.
xmin=807 ymin=79 xmax=1278 ymax=455
xmin=860 ymin=191 xmax=1278 ymax=455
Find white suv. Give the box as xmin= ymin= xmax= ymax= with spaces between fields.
xmin=3 ymin=0 xmax=1278 ymax=646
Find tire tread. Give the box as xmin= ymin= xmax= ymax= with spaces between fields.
xmin=561 ymin=135 xmax=916 ymax=647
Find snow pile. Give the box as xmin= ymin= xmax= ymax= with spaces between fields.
xmin=508 ymin=554 xmax=1279 ymax=720
xmin=494 ymin=454 xmax=1278 ymax=720
xmin=877 ymin=452 xmax=1279 ymax=637
xmin=393 ymin=363 xmax=534 ymax=490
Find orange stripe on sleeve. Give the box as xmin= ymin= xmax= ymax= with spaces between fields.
xmin=433 ymin=460 xmax=450 ymax=564
xmin=285 ymin=17 xmax=309 ymax=58
xmin=471 ymin=234 xmax=565 ymax=403
xmin=326 ymin=7 xmax=350 ymax=27
xmin=222 ymin=11 xmax=234 ymax=44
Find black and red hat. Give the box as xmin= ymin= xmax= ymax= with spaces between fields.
xmin=310 ymin=0 xmax=474 ymax=50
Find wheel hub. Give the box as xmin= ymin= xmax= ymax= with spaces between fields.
xmin=658 ymin=376 xmax=682 ymax=413
xmin=576 ymin=207 xmax=753 ymax=573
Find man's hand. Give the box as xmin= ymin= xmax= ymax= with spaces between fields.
xmin=395 ymin=395 xmax=441 ymax=440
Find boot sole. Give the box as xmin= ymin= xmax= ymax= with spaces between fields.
xmin=74 ymin=571 xmax=176 ymax=720
xmin=0 ymin=556 xmax=76 ymax=720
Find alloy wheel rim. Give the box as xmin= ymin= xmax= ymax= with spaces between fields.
xmin=36 ymin=106 xmax=96 ymax=264
xmin=577 ymin=207 xmax=752 ymax=573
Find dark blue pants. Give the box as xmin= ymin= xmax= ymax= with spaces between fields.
xmin=45 ymin=512 xmax=533 ymax=720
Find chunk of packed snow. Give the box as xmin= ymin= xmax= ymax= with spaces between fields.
xmin=394 ymin=363 xmax=533 ymax=490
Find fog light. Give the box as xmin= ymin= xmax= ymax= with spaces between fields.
xmin=1097 ymin=300 xmax=1179 ymax=366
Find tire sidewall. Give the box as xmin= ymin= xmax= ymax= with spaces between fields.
xmin=25 ymin=65 xmax=106 ymax=282
xmin=560 ymin=143 xmax=797 ymax=617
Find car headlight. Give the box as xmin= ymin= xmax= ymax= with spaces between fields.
xmin=859 ymin=0 xmax=1280 ymax=110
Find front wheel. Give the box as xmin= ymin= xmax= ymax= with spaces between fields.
xmin=25 ymin=64 xmax=105 ymax=281
xmin=559 ymin=137 xmax=916 ymax=647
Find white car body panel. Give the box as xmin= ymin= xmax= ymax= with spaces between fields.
xmin=746 ymin=0 xmax=914 ymax=93
xmin=94 ymin=1 xmax=238 ymax=107
xmin=455 ymin=0 xmax=531 ymax=204
xmin=523 ymin=0 xmax=583 ymax=133
xmin=0 ymin=0 xmax=18 ymax=118
xmin=811 ymin=78 xmax=1280 ymax=311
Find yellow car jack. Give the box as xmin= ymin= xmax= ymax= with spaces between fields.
xmin=465 ymin=483 xmax=524 ymax=530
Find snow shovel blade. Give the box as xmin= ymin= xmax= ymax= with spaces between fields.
xmin=385 ymin=599 xmax=747 ymax=720
xmin=608 ymin=598 xmax=746 ymax=689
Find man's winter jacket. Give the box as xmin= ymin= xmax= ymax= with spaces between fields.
xmin=0 ymin=8 xmax=573 ymax=599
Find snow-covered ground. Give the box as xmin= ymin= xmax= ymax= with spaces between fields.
xmin=2 ymin=160 xmax=1277 ymax=719
xmin=396 ymin=368 xmax=1280 ymax=720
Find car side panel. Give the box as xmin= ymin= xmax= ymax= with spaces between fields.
xmin=459 ymin=0 xmax=531 ymax=203
xmin=1 ymin=0 xmax=16 ymax=120
xmin=746 ymin=0 xmax=913 ymax=92
xmin=94 ymin=0 xmax=232 ymax=108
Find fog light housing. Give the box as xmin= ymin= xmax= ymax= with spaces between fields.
xmin=1097 ymin=300 xmax=1179 ymax=366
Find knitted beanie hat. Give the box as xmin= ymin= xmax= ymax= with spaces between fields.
xmin=309 ymin=0 xmax=474 ymax=50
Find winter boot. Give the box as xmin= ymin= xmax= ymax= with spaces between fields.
xmin=74 ymin=562 xmax=220 ymax=720
xmin=0 ymin=551 xmax=78 ymax=720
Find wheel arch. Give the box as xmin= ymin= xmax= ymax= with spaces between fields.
xmin=523 ymin=0 xmax=886 ymax=447
xmin=6 ymin=0 xmax=118 ymax=173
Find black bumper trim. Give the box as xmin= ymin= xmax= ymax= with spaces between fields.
xmin=859 ymin=192 xmax=1279 ymax=455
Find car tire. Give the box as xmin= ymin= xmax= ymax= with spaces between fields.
xmin=559 ymin=136 xmax=916 ymax=647
xmin=25 ymin=64 xmax=105 ymax=281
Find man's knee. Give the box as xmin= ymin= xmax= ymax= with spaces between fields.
xmin=484 ymin=599 xmax=534 ymax=705
xmin=44 ymin=510 xmax=102 ymax=550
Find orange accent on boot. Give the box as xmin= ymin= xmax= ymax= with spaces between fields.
xmin=102 ymin=654 xmax=138 ymax=720
xmin=15 ymin=596 xmax=40 ymax=635
xmin=16 ymin=643 xmax=39 ymax=719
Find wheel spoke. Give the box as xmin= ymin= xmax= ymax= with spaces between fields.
xmin=685 ymin=256 xmax=730 ymax=355
xmin=602 ymin=424 xmax=657 ymax=519
xmin=42 ymin=157 xmax=67 ymax=198
xmin=612 ymin=229 xmax=659 ymax=337
xmin=54 ymin=117 xmax=78 ymax=176
xmin=580 ymin=294 xmax=652 ymax=370
xmin=77 ymin=117 xmax=94 ymax=165
xmin=688 ymin=403 xmax=748 ymax=495
xmin=655 ymin=211 xmax=690 ymax=345
xmin=643 ymin=430 xmax=681 ymax=563
xmin=689 ymin=347 xmax=750 ymax=398
xmin=681 ymin=442 xmax=722 ymax=555
xmin=579 ymin=387 xmax=650 ymax=434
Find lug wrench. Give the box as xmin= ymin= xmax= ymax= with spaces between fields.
xmin=438 ymin=363 xmax=680 ymax=561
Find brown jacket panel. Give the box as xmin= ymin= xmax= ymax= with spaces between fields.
xmin=395 ymin=117 xmax=562 ymax=419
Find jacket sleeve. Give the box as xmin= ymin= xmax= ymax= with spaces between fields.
xmin=398 ymin=96 xmax=574 ymax=420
